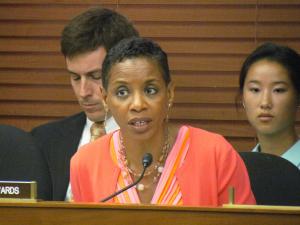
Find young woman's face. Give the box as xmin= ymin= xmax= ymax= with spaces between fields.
xmin=102 ymin=57 xmax=174 ymax=140
xmin=242 ymin=59 xmax=298 ymax=137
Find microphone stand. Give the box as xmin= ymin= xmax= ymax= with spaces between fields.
xmin=100 ymin=153 xmax=152 ymax=202
xmin=100 ymin=166 xmax=147 ymax=202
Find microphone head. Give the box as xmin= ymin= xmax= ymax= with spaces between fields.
xmin=142 ymin=153 xmax=153 ymax=168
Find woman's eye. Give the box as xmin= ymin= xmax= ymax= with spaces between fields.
xmin=249 ymin=87 xmax=260 ymax=93
xmin=145 ymin=87 xmax=158 ymax=95
xmin=116 ymin=88 xmax=129 ymax=97
xmin=274 ymin=88 xmax=286 ymax=93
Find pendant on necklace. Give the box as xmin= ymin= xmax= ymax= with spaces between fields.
xmin=137 ymin=183 xmax=145 ymax=191
xmin=157 ymin=166 xmax=164 ymax=173
xmin=121 ymin=170 xmax=129 ymax=178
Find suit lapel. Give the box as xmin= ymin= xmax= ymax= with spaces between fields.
xmin=55 ymin=112 xmax=86 ymax=200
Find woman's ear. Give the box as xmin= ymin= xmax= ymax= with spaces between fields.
xmin=241 ymin=94 xmax=246 ymax=109
xmin=167 ymin=81 xmax=175 ymax=106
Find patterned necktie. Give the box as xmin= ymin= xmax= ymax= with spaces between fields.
xmin=90 ymin=122 xmax=105 ymax=142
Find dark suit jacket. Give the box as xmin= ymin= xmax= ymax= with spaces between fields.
xmin=0 ymin=124 xmax=51 ymax=200
xmin=31 ymin=112 xmax=86 ymax=200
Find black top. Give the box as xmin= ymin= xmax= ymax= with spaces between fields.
xmin=0 ymin=124 xmax=51 ymax=200
xmin=239 ymin=151 xmax=300 ymax=206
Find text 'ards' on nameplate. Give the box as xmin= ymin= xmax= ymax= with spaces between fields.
xmin=0 ymin=181 xmax=37 ymax=202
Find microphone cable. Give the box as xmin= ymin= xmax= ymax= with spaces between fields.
xmin=100 ymin=153 xmax=153 ymax=202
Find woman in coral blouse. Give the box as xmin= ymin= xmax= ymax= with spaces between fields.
xmin=70 ymin=37 xmax=256 ymax=206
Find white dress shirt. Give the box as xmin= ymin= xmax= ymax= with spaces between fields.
xmin=252 ymin=140 xmax=300 ymax=169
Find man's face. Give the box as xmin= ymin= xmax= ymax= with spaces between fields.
xmin=66 ymin=47 xmax=107 ymax=122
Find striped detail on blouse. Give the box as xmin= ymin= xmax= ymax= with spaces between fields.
xmin=110 ymin=126 xmax=190 ymax=205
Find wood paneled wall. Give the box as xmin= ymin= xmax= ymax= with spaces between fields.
xmin=0 ymin=0 xmax=299 ymax=151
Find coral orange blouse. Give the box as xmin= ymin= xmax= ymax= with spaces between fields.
xmin=70 ymin=126 xmax=256 ymax=206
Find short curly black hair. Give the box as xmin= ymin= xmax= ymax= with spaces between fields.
xmin=102 ymin=37 xmax=171 ymax=90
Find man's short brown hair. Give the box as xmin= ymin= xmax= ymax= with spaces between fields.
xmin=61 ymin=7 xmax=139 ymax=58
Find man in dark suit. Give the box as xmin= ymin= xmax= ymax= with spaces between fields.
xmin=31 ymin=7 xmax=139 ymax=201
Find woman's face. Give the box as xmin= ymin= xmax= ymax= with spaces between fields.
xmin=102 ymin=57 xmax=174 ymax=140
xmin=242 ymin=59 xmax=298 ymax=137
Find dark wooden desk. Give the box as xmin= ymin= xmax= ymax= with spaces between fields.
xmin=0 ymin=201 xmax=299 ymax=225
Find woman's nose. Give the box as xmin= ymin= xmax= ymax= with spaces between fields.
xmin=260 ymin=90 xmax=272 ymax=110
xmin=130 ymin=93 xmax=146 ymax=112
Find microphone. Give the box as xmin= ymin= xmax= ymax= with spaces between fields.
xmin=100 ymin=153 xmax=153 ymax=202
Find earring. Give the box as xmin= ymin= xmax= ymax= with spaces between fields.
xmin=242 ymin=101 xmax=245 ymax=109
xmin=165 ymin=102 xmax=172 ymax=123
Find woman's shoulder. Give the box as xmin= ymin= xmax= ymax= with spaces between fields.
xmin=169 ymin=124 xmax=223 ymax=140
xmin=187 ymin=125 xmax=226 ymax=141
xmin=186 ymin=125 xmax=235 ymax=154
xmin=72 ymin=133 xmax=113 ymax=162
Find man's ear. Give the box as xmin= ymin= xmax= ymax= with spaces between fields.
xmin=100 ymin=86 xmax=108 ymax=109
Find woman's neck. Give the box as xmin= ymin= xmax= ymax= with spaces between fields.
xmin=121 ymin=127 xmax=168 ymax=171
xmin=257 ymin=128 xmax=298 ymax=156
xmin=119 ymin=123 xmax=181 ymax=204
xmin=121 ymin=123 xmax=180 ymax=173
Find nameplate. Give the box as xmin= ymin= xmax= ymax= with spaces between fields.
xmin=0 ymin=181 xmax=37 ymax=201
